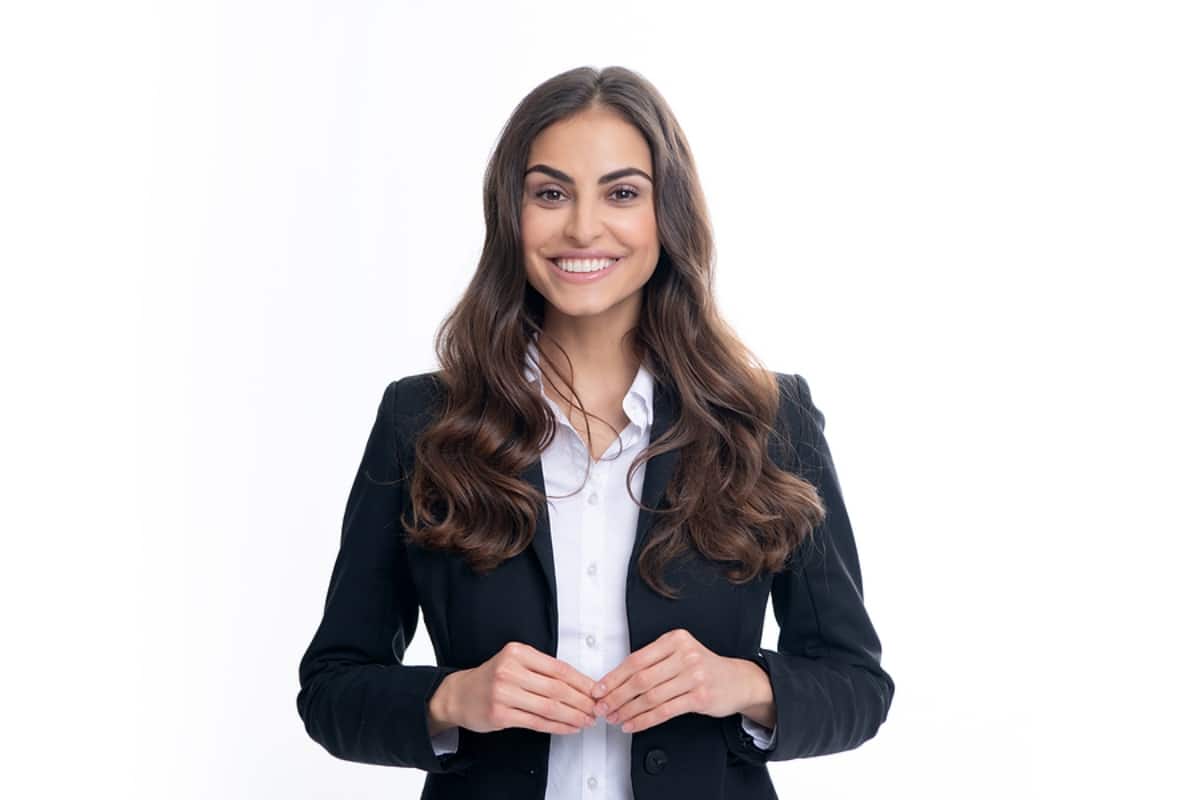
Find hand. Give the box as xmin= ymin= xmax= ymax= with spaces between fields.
xmin=431 ymin=641 xmax=600 ymax=736
xmin=591 ymin=628 xmax=757 ymax=734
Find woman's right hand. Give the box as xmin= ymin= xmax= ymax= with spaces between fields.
xmin=428 ymin=641 xmax=600 ymax=736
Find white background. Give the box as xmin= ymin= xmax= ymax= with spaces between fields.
xmin=2 ymin=1 xmax=1197 ymax=797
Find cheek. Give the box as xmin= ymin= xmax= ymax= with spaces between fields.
xmin=520 ymin=210 xmax=548 ymax=263
xmin=520 ymin=224 xmax=555 ymax=289
xmin=520 ymin=202 xmax=547 ymax=240
xmin=619 ymin=209 xmax=658 ymax=249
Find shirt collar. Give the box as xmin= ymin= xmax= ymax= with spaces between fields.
xmin=523 ymin=336 xmax=654 ymax=434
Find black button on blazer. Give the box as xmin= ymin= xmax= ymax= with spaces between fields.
xmin=296 ymin=370 xmax=895 ymax=799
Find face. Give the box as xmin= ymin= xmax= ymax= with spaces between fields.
xmin=521 ymin=106 xmax=659 ymax=331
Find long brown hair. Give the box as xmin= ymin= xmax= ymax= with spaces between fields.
xmin=402 ymin=65 xmax=826 ymax=599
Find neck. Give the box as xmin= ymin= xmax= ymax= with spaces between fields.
xmin=538 ymin=307 xmax=640 ymax=392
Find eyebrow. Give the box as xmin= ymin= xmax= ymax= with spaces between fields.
xmin=524 ymin=164 xmax=653 ymax=185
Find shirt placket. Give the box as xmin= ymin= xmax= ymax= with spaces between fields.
xmin=579 ymin=444 xmax=608 ymax=796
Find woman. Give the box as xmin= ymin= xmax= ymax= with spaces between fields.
xmin=296 ymin=65 xmax=894 ymax=799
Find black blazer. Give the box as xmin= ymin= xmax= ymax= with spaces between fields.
xmin=296 ymin=370 xmax=894 ymax=799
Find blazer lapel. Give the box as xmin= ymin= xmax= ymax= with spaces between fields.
xmin=520 ymin=455 xmax=556 ymax=622
xmin=627 ymin=374 xmax=681 ymax=592
xmin=521 ymin=373 xmax=681 ymax=637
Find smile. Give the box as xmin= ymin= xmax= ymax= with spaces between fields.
xmin=549 ymin=256 xmax=623 ymax=283
xmin=552 ymin=257 xmax=620 ymax=273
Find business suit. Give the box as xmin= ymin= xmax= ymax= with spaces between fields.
xmin=296 ymin=369 xmax=895 ymax=799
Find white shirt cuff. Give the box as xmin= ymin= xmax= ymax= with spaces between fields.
xmin=739 ymin=714 xmax=777 ymax=750
xmin=430 ymin=725 xmax=460 ymax=756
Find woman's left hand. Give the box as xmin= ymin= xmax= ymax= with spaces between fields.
xmin=591 ymin=628 xmax=765 ymax=734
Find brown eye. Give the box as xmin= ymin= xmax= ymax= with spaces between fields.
xmin=534 ymin=188 xmax=565 ymax=202
xmin=611 ymin=186 xmax=639 ymax=201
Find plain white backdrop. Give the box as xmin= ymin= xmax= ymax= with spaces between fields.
xmin=2 ymin=1 xmax=1197 ymax=797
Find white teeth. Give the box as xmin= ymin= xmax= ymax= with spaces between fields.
xmin=554 ymin=257 xmax=617 ymax=273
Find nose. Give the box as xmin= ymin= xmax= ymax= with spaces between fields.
xmin=563 ymin=193 xmax=603 ymax=243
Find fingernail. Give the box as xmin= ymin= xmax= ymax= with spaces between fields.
xmin=595 ymin=702 xmax=608 ymax=714
xmin=593 ymin=682 xmax=606 ymax=697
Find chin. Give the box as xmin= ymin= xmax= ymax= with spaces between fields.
xmin=551 ymin=300 xmax=614 ymax=318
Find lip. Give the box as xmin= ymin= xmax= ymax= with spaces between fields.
xmin=551 ymin=250 xmax=624 ymax=259
xmin=548 ymin=255 xmax=624 ymax=284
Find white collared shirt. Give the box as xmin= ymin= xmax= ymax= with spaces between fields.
xmin=430 ymin=340 xmax=776 ymax=796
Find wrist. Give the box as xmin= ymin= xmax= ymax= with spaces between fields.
xmin=427 ymin=670 xmax=462 ymax=737
xmin=735 ymin=657 xmax=776 ymax=729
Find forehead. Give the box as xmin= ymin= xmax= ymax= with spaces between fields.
xmin=526 ymin=108 xmax=652 ymax=175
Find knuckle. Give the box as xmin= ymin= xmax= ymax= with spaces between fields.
xmin=692 ymin=668 xmax=707 ymax=684
xmin=682 ymin=649 xmax=701 ymax=664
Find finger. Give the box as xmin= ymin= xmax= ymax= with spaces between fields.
xmin=594 ymin=632 xmax=679 ymax=699
xmin=515 ymin=667 xmax=599 ymax=718
xmin=502 ymin=683 xmax=597 ymax=730
xmin=614 ymin=676 xmax=700 ymax=734
xmin=597 ymin=651 xmax=682 ymax=717
xmin=502 ymin=706 xmax=587 ymax=736
xmin=609 ymin=667 xmax=693 ymax=727
xmin=517 ymin=645 xmax=598 ymax=698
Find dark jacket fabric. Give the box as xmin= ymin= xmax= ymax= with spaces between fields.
xmin=296 ymin=370 xmax=894 ymax=799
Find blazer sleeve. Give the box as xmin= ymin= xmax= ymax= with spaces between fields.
xmin=723 ymin=373 xmax=895 ymax=763
xmin=296 ymin=379 xmax=470 ymax=773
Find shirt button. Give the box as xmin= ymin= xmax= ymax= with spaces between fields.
xmin=587 ymin=491 xmax=599 ymax=505
xmin=586 ymin=561 xmax=597 ymax=576
xmin=587 ymin=775 xmax=598 ymax=790
xmin=585 ymin=633 xmax=597 ymax=648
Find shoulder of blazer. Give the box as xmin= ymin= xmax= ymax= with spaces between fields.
xmin=387 ymin=371 xmax=448 ymax=443
xmin=771 ymin=370 xmax=826 ymax=479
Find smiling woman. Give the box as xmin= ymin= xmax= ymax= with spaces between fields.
xmin=296 ymin=65 xmax=894 ymax=800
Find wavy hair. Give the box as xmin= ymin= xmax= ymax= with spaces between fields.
xmin=402 ymin=65 xmax=826 ymax=599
